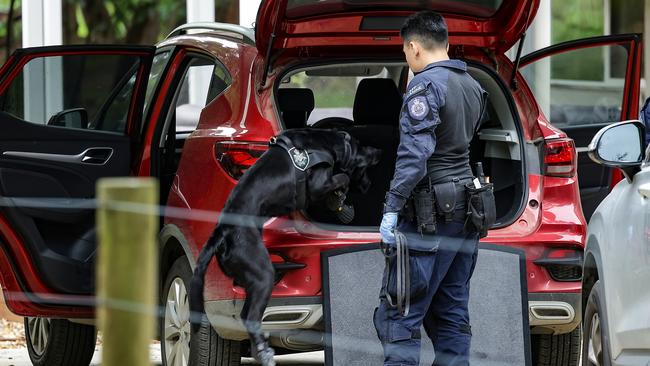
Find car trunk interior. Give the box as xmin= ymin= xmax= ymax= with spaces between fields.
xmin=276 ymin=61 xmax=525 ymax=229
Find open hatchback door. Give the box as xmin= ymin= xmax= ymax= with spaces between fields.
xmin=0 ymin=45 xmax=155 ymax=317
xmin=256 ymin=0 xmax=539 ymax=59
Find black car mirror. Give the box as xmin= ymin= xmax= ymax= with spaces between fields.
xmin=47 ymin=108 xmax=89 ymax=129
xmin=588 ymin=120 xmax=645 ymax=182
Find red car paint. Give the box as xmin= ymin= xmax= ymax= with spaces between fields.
xmin=0 ymin=0 xmax=640 ymax=327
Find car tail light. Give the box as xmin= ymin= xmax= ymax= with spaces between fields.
xmin=215 ymin=141 xmax=268 ymax=180
xmin=544 ymin=138 xmax=577 ymax=178
xmin=534 ymin=248 xmax=583 ymax=282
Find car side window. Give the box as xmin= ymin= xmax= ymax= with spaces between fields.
xmin=174 ymin=57 xmax=230 ymax=132
xmin=520 ymin=44 xmax=629 ymax=129
xmin=0 ymin=54 xmax=142 ymax=134
xmin=143 ymin=51 xmax=173 ymax=122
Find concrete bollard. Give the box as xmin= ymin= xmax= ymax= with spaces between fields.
xmin=96 ymin=178 xmax=159 ymax=366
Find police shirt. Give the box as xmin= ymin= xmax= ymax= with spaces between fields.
xmin=384 ymin=60 xmax=487 ymax=213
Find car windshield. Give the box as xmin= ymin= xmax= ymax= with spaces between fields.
xmin=286 ymin=0 xmax=505 ymax=19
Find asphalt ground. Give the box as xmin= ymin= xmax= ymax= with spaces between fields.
xmin=0 ymin=345 xmax=324 ymax=366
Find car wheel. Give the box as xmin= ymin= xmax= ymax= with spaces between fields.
xmin=581 ymin=281 xmax=611 ymax=366
xmin=161 ymin=257 xmax=241 ymax=366
xmin=531 ymin=327 xmax=581 ymax=366
xmin=24 ymin=317 xmax=96 ymax=366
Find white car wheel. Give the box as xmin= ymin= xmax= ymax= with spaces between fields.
xmin=24 ymin=317 xmax=96 ymax=366
xmin=27 ymin=317 xmax=51 ymax=356
xmin=582 ymin=281 xmax=611 ymax=366
xmin=587 ymin=312 xmax=602 ymax=365
xmin=164 ymin=277 xmax=192 ymax=366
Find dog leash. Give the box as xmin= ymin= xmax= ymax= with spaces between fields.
xmin=382 ymin=230 xmax=410 ymax=317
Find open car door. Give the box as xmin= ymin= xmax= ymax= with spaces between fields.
xmin=0 ymin=45 xmax=154 ymax=316
xmin=520 ymin=34 xmax=643 ymax=221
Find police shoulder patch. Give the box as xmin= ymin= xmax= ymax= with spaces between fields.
xmin=407 ymin=96 xmax=429 ymax=121
xmin=406 ymin=83 xmax=426 ymax=98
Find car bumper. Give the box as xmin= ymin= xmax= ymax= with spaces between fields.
xmin=206 ymin=291 xmax=581 ymax=348
xmin=205 ymin=296 xmax=324 ymax=351
xmin=528 ymin=292 xmax=581 ymax=335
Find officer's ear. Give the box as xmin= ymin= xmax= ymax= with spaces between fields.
xmin=411 ymin=41 xmax=420 ymax=56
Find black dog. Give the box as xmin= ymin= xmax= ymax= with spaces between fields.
xmin=189 ymin=129 xmax=381 ymax=365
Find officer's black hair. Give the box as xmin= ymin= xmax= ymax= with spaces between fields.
xmin=400 ymin=11 xmax=448 ymax=51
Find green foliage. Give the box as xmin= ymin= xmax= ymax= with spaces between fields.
xmin=551 ymin=0 xmax=605 ymax=81
xmin=551 ymin=0 xmax=604 ymax=43
xmin=285 ymin=72 xmax=357 ymax=108
xmin=63 ymin=0 xmax=187 ymax=44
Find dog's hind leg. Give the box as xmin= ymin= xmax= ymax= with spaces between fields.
xmin=227 ymin=230 xmax=276 ymax=366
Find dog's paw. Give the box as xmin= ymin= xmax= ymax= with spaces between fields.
xmin=255 ymin=345 xmax=276 ymax=366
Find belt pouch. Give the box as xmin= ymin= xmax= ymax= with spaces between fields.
xmin=412 ymin=189 xmax=436 ymax=235
xmin=400 ymin=198 xmax=416 ymax=222
xmin=433 ymin=181 xmax=457 ymax=222
xmin=464 ymin=182 xmax=497 ymax=238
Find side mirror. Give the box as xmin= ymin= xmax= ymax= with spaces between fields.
xmin=47 ymin=108 xmax=88 ymax=129
xmin=588 ymin=120 xmax=645 ymax=182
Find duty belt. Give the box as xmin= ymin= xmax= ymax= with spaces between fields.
xmin=269 ymin=135 xmax=334 ymax=209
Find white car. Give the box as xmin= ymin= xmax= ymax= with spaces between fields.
xmin=583 ymin=120 xmax=650 ymax=365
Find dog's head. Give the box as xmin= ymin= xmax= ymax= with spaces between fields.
xmin=338 ymin=131 xmax=382 ymax=193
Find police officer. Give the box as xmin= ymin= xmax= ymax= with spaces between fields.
xmin=375 ymin=11 xmax=487 ymax=366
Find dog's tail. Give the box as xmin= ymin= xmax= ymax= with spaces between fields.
xmin=189 ymin=225 xmax=223 ymax=333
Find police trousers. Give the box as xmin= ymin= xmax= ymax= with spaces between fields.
xmin=373 ymin=211 xmax=479 ymax=366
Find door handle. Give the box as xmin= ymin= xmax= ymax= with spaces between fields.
xmin=3 ymin=147 xmax=114 ymax=165
xmin=638 ymin=183 xmax=650 ymax=198
xmin=80 ymin=148 xmax=113 ymax=165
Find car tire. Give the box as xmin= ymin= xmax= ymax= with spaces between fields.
xmin=531 ymin=327 xmax=581 ymax=366
xmin=581 ymin=280 xmax=612 ymax=366
xmin=161 ymin=257 xmax=241 ymax=366
xmin=24 ymin=317 xmax=97 ymax=366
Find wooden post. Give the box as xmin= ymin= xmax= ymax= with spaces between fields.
xmin=96 ymin=178 xmax=159 ymax=366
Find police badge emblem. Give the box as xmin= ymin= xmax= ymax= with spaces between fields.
xmin=408 ymin=96 xmax=429 ymax=120
xmin=289 ymin=147 xmax=310 ymax=171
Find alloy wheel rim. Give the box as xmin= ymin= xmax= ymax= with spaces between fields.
xmin=164 ymin=277 xmax=191 ymax=366
xmin=27 ymin=317 xmax=51 ymax=356
xmin=588 ymin=312 xmax=603 ymax=366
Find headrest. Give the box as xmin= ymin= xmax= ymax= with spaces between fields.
xmin=278 ymin=88 xmax=315 ymax=113
xmin=353 ymin=79 xmax=402 ymax=125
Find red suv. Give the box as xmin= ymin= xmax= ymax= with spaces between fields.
xmin=0 ymin=1 xmax=642 ymax=365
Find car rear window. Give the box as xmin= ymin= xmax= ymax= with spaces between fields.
xmin=279 ymin=66 xmax=390 ymax=125
xmin=286 ymin=0 xmax=504 ymax=19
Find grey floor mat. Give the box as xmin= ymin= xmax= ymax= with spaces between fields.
xmin=322 ymin=243 xmax=531 ymax=366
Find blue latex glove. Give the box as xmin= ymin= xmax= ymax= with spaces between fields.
xmin=380 ymin=212 xmax=398 ymax=244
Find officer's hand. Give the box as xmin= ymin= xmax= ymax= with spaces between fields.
xmin=380 ymin=212 xmax=398 ymax=244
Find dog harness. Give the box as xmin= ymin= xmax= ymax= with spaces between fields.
xmin=269 ymin=135 xmax=335 ymax=209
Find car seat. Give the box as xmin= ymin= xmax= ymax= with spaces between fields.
xmin=277 ymin=88 xmax=315 ymax=129
xmin=345 ymin=78 xmax=402 ymax=225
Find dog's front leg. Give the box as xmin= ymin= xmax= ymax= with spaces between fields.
xmin=329 ymin=173 xmax=350 ymax=192
xmin=310 ymin=172 xmax=350 ymax=199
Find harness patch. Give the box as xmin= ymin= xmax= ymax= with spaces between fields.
xmin=289 ymin=147 xmax=310 ymax=171
xmin=408 ymin=96 xmax=429 ymax=121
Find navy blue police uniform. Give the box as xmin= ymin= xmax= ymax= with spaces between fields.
xmin=374 ymin=59 xmax=487 ymax=366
